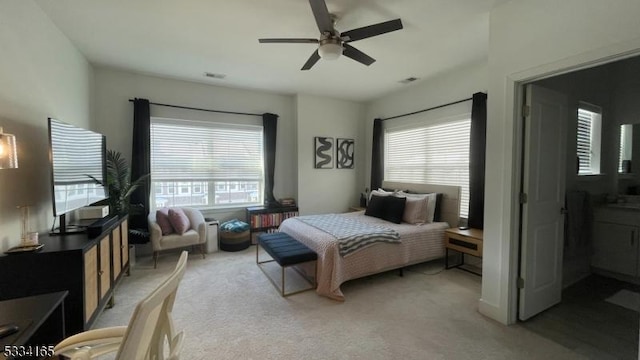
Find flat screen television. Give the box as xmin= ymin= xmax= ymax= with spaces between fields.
xmin=48 ymin=118 xmax=108 ymax=232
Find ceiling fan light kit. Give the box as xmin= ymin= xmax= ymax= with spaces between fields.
xmin=258 ymin=0 xmax=403 ymax=70
xmin=318 ymin=40 xmax=342 ymax=60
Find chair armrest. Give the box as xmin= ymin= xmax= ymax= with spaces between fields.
xmin=197 ymin=221 xmax=206 ymax=244
xmin=55 ymin=326 xmax=128 ymax=359
xmin=148 ymin=219 xmax=163 ymax=250
xmin=183 ymin=208 xmax=206 ymax=244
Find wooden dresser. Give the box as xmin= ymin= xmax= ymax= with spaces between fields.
xmin=0 ymin=216 xmax=130 ymax=335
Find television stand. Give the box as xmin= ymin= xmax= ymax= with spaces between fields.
xmin=0 ymin=216 xmax=131 ymax=335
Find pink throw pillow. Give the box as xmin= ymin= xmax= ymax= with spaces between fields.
xmin=156 ymin=208 xmax=174 ymax=235
xmin=168 ymin=208 xmax=191 ymax=235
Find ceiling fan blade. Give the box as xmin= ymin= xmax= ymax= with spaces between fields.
xmin=301 ymin=50 xmax=321 ymax=70
xmin=308 ymin=0 xmax=334 ymax=33
xmin=259 ymin=38 xmax=319 ymax=44
xmin=341 ymin=18 xmax=403 ymax=42
xmin=342 ymin=44 xmax=375 ymax=66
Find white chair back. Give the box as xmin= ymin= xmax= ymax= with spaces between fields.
xmin=54 ymin=251 xmax=188 ymax=360
xmin=116 ymin=250 xmax=188 ymax=359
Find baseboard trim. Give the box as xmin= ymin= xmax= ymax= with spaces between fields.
xmin=592 ymin=267 xmax=640 ymax=285
xmin=478 ymin=299 xmax=508 ymax=324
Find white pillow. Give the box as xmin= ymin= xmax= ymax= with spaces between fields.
xmin=399 ymin=192 xmax=438 ymax=223
xmin=402 ymin=196 xmax=429 ymax=224
xmin=370 ymin=188 xmax=395 ymax=200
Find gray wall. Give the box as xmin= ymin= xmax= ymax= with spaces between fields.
xmin=0 ymin=1 xmax=93 ymax=251
xmin=296 ymin=94 xmax=364 ymax=215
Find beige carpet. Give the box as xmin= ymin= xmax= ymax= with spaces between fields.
xmin=95 ymin=247 xmax=586 ymax=359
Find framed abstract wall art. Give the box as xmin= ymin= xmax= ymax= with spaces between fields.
xmin=314 ymin=136 xmax=333 ymax=169
xmin=336 ymin=138 xmax=354 ymax=169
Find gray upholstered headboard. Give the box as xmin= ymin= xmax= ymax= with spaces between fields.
xmin=381 ymin=181 xmax=461 ymax=227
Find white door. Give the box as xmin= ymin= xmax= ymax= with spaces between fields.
xmin=519 ymin=84 xmax=568 ymax=321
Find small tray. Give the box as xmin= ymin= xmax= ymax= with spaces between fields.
xmin=5 ymin=243 xmax=44 ymax=254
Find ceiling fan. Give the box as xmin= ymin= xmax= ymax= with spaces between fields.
xmin=258 ymin=0 xmax=403 ymax=70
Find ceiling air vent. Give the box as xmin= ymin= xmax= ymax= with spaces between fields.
xmin=204 ymin=72 xmax=226 ymax=79
xmin=399 ymin=77 xmax=418 ymax=84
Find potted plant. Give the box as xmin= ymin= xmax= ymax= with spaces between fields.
xmin=90 ymin=150 xmax=150 ymax=216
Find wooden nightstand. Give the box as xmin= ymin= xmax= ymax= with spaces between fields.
xmin=444 ymin=228 xmax=483 ymax=275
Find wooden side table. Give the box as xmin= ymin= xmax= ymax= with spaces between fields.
xmin=444 ymin=228 xmax=483 ymax=275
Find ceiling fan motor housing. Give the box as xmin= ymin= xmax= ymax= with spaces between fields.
xmin=318 ymin=38 xmax=343 ymax=60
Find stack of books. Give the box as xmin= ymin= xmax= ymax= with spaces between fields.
xmin=279 ymin=198 xmax=296 ymax=207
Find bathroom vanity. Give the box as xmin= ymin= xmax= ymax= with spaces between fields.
xmin=592 ymin=203 xmax=640 ymax=278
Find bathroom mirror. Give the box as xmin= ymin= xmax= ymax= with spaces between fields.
xmin=619 ymin=124 xmax=633 ymax=173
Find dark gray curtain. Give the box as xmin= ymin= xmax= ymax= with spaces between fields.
xmin=468 ymin=92 xmax=487 ymax=229
xmin=263 ymin=113 xmax=278 ymax=207
xmin=130 ymin=98 xmax=151 ymax=232
xmin=370 ymin=118 xmax=384 ymax=191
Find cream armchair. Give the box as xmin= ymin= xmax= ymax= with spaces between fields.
xmin=148 ymin=207 xmax=206 ymax=268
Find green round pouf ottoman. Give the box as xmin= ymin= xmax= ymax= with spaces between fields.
xmin=219 ymin=219 xmax=251 ymax=252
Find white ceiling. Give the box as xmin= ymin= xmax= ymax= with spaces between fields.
xmin=35 ymin=0 xmax=508 ymax=102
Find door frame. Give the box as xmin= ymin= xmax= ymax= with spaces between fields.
xmin=504 ymin=45 xmax=640 ymax=324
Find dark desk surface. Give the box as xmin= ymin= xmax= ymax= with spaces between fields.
xmin=0 ymin=291 xmax=67 ymax=347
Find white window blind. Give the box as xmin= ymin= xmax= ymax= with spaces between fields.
xmin=577 ymin=109 xmax=593 ymax=174
xmin=385 ymin=118 xmax=471 ymax=218
xmin=150 ymin=118 xmax=264 ymax=209
xmin=577 ymin=104 xmax=602 ymax=175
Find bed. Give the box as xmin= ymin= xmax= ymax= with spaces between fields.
xmin=278 ymin=181 xmax=461 ymax=301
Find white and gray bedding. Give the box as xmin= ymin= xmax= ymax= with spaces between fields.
xmin=295 ymin=214 xmax=400 ymax=257
xmin=279 ymin=211 xmax=449 ymax=301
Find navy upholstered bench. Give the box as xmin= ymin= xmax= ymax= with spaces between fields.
xmin=256 ymin=232 xmax=317 ymax=297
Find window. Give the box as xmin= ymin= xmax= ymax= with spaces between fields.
xmin=178 ymin=182 xmax=190 ymax=195
xmin=150 ymin=118 xmax=264 ymax=210
xmin=577 ymin=103 xmax=602 ymax=175
xmin=385 ymin=117 xmax=471 ymax=218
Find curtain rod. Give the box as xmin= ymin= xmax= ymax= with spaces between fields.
xmin=128 ymin=99 xmax=262 ymax=117
xmin=381 ymin=96 xmax=477 ymax=121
